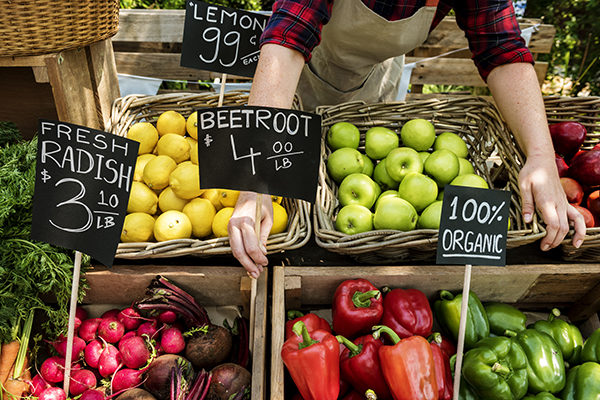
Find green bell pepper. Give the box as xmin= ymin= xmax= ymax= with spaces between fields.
xmin=484 ymin=302 xmax=527 ymax=337
xmin=513 ymin=328 xmax=566 ymax=394
xmin=559 ymin=362 xmax=600 ymax=400
xmin=581 ymin=326 xmax=600 ymax=363
xmin=462 ymin=336 xmax=529 ymax=400
xmin=529 ymin=308 xmax=583 ymax=366
xmin=434 ymin=290 xmax=490 ymax=351
xmin=523 ymin=392 xmax=559 ymax=400
xmin=450 ymin=354 xmax=481 ymax=400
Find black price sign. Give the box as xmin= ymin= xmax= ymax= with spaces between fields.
xmin=31 ymin=119 xmax=139 ymax=268
xmin=197 ymin=106 xmax=321 ymax=203
xmin=181 ymin=1 xmax=270 ymax=77
xmin=436 ymin=185 xmax=512 ymax=266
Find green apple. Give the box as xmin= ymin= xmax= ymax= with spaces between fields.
xmin=450 ymin=173 xmax=489 ymax=189
xmin=327 ymin=122 xmax=361 ymax=151
xmin=419 ymin=151 xmax=431 ymax=165
xmin=385 ymin=146 xmax=424 ymax=183
xmin=327 ymin=147 xmax=365 ymax=183
xmin=374 ymin=189 xmax=399 ymax=211
xmin=400 ymin=118 xmax=436 ymax=151
xmin=424 ymin=149 xmax=460 ymax=187
xmin=458 ymin=157 xmax=475 ymax=175
xmin=398 ymin=172 xmax=438 ymax=213
xmin=373 ymin=158 xmax=400 ymax=191
xmin=365 ymin=127 xmax=399 ymax=160
xmin=362 ymin=154 xmax=375 ymax=177
xmin=417 ymin=200 xmax=443 ymax=229
xmin=335 ymin=204 xmax=374 ymax=235
xmin=338 ymin=173 xmax=379 ymax=209
xmin=373 ymin=196 xmax=418 ymax=231
xmin=433 ymin=131 xmax=469 ymax=158
xmin=437 ymin=189 xmax=444 ymax=201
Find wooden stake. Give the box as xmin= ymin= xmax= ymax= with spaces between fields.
xmin=217 ymin=73 xmax=227 ymax=107
xmin=62 ymin=251 xmax=82 ymax=397
xmin=452 ymin=263 xmax=472 ymax=400
xmin=248 ymin=194 xmax=262 ymax=346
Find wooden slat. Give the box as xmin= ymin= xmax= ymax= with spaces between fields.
xmin=251 ymin=268 xmax=268 ymax=400
xmin=271 ymin=266 xmax=286 ymax=400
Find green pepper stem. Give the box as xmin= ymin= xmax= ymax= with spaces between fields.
xmin=353 ymin=290 xmax=381 ymax=308
xmin=293 ymin=321 xmax=319 ymax=350
xmin=549 ymin=308 xmax=561 ymax=322
xmin=372 ymin=325 xmax=401 ymax=344
xmin=337 ymin=335 xmax=362 ymax=357
xmin=440 ymin=290 xmax=455 ymax=301
xmin=492 ymin=362 xmax=512 ymax=378
xmin=427 ymin=332 xmax=442 ymax=344
xmin=287 ymin=310 xmax=305 ymax=320
xmin=503 ymin=329 xmax=518 ymax=338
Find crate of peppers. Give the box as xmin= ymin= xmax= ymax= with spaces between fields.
xmin=278 ymin=277 xmax=600 ymax=400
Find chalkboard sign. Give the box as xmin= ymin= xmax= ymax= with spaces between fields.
xmin=31 ymin=119 xmax=139 ymax=268
xmin=197 ymin=106 xmax=322 ymax=203
xmin=436 ymin=185 xmax=512 ymax=266
xmin=181 ymin=1 xmax=270 ymax=77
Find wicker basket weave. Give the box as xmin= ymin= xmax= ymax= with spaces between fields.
xmin=106 ymin=91 xmax=311 ymax=259
xmin=0 ymin=0 xmax=119 ymax=57
xmin=313 ymin=97 xmax=545 ymax=264
xmin=544 ymin=96 xmax=600 ymax=262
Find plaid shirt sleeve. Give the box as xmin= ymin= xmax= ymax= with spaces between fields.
xmin=260 ymin=0 xmax=333 ymax=62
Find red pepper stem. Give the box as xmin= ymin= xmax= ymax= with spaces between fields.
xmin=427 ymin=332 xmax=442 ymax=345
xmin=287 ymin=310 xmax=305 ymax=320
xmin=372 ymin=325 xmax=401 ymax=344
xmin=336 ymin=335 xmax=362 ymax=357
xmin=365 ymin=389 xmax=377 ymax=400
xmin=548 ymin=308 xmax=561 ymax=322
xmin=439 ymin=290 xmax=455 ymax=301
xmin=293 ymin=321 xmax=319 ymax=350
xmin=352 ymin=290 xmax=381 ymax=308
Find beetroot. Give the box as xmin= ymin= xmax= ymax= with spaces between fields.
xmin=84 ymin=339 xmax=104 ymax=369
xmin=207 ymin=363 xmax=251 ymax=400
xmin=160 ymin=326 xmax=185 ymax=355
xmin=185 ymin=325 xmax=232 ymax=370
xmin=118 ymin=307 xmax=144 ymax=331
xmin=115 ymin=388 xmax=156 ymax=400
xmin=111 ymin=368 xmax=146 ymax=393
xmin=144 ymin=354 xmax=193 ymax=400
xmin=29 ymin=374 xmax=52 ymax=397
xmin=80 ymin=389 xmax=106 ymax=400
xmin=39 ymin=387 xmax=67 ymax=400
xmin=79 ymin=318 xmax=102 ymax=342
xmin=98 ymin=344 xmax=123 ymax=378
xmin=119 ymin=335 xmax=152 ymax=369
xmin=40 ymin=356 xmax=66 ymax=383
xmin=69 ymin=369 xmax=97 ymax=396
xmin=98 ymin=317 xmax=125 ymax=344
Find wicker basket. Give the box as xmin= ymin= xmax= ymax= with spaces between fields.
xmin=0 ymin=0 xmax=119 ymax=57
xmin=107 ymin=91 xmax=311 ymax=259
xmin=544 ymin=96 xmax=600 ymax=262
xmin=313 ymin=97 xmax=545 ymax=264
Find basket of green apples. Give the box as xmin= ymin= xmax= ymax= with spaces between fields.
xmin=313 ymin=96 xmax=545 ymax=264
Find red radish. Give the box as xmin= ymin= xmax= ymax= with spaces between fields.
xmin=102 ymin=309 xmax=121 ymax=319
xmin=80 ymin=389 xmax=106 ymax=400
xmin=137 ymin=320 xmax=161 ymax=340
xmin=79 ymin=318 xmax=102 ymax=342
xmin=76 ymin=306 xmax=89 ymax=322
xmin=28 ymin=374 xmax=52 ymax=397
xmin=157 ymin=310 xmax=178 ymax=325
xmin=119 ymin=336 xmax=152 ymax=369
xmin=40 ymin=356 xmax=66 ymax=383
xmin=118 ymin=308 xmax=144 ymax=331
xmin=111 ymin=368 xmax=147 ymax=393
xmin=69 ymin=369 xmax=97 ymax=396
xmin=121 ymin=330 xmax=138 ymax=342
xmin=84 ymin=339 xmax=104 ymax=369
xmin=54 ymin=335 xmax=86 ymax=360
xmin=39 ymin=387 xmax=67 ymax=400
xmin=160 ymin=327 xmax=185 ymax=354
xmin=98 ymin=317 xmax=125 ymax=343
xmin=98 ymin=344 xmax=123 ymax=378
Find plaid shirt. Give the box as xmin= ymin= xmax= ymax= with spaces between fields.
xmin=260 ymin=0 xmax=534 ymax=81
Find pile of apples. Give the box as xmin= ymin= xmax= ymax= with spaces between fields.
xmin=325 ymin=120 xmax=487 ymax=235
xmin=552 ymin=121 xmax=600 ymax=228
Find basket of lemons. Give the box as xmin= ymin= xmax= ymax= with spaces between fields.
xmin=106 ymin=91 xmax=310 ymax=259
xmin=313 ymin=97 xmax=545 ymax=264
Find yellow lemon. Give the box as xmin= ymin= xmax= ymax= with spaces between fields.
xmin=158 ymin=186 xmax=190 ymax=212
xmin=128 ymin=181 xmax=158 ymax=214
xmin=271 ymin=195 xmax=283 ymax=204
xmin=186 ymin=112 xmax=198 ymax=140
xmin=169 ymin=162 xmax=205 ymax=199
xmin=212 ymin=207 xmax=234 ymax=238
xmin=219 ymin=189 xmax=241 ymax=208
xmin=201 ymin=189 xmax=224 ymax=212
xmin=143 ymin=155 xmax=177 ymax=190
xmin=134 ymin=154 xmax=157 ymax=182
xmin=156 ymin=110 xmax=187 ymax=137
xmin=271 ymin=202 xmax=288 ymax=235
xmin=121 ymin=212 xmax=155 ymax=243
xmin=156 ymin=133 xmax=191 ymax=164
xmin=185 ymin=136 xmax=198 ymax=151
xmin=154 ymin=210 xmax=192 ymax=241
xmin=190 ymin=142 xmax=198 ymax=165
xmin=183 ymin=198 xmax=216 ymax=238
xmin=127 ymin=122 xmax=159 ymax=155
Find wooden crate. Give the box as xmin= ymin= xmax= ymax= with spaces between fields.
xmin=82 ymin=264 xmax=268 ymax=400
xmin=270 ymin=265 xmax=600 ymax=400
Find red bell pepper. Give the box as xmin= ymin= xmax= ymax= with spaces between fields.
xmin=373 ymin=325 xmax=438 ymax=400
xmin=285 ymin=310 xmax=331 ymax=340
xmin=337 ymin=334 xmax=393 ymax=400
xmin=379 ymin=287 xmax=433 ymax=338
xmin=332 ymin=279 xmax=383 ymax=339
xmin=428 ymin=332 xmax=453 ymax=400
xmin=281 ymin=321 xmax=340 ymax=400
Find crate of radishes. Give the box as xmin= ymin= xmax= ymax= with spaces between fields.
xmin=29 ymin=265 xmax=268 ymax=400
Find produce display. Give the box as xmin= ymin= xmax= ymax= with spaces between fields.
xmin=280 ymin=278 xmax=600 ymax=400
xmin=123 ymin=111 xmax=288 ymax=243
xmin=325 ymin=120 xmax=490 ymax=235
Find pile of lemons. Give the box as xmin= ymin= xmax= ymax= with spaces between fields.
xmin=122 ymin=110 xmax=288 ymax=243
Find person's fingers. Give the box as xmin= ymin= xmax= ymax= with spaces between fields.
xmin=537 ymin=202 xmax=570 ymax=251
xmin=519 ymin=180 xmax=535 ymax=224
xmin=228 ymin=215 xmax=266 ymax=279
xmin=567 ymin=204 xmax=586 ymax=249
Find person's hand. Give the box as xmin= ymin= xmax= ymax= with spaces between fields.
xmin=518 ymin=155 xmax=586 ymax=251
xmin=228 ymin=191 xmax=274 ymax=278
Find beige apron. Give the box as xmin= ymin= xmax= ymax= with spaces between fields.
xmin=297 ymin=0 xmax=440 ymax=111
